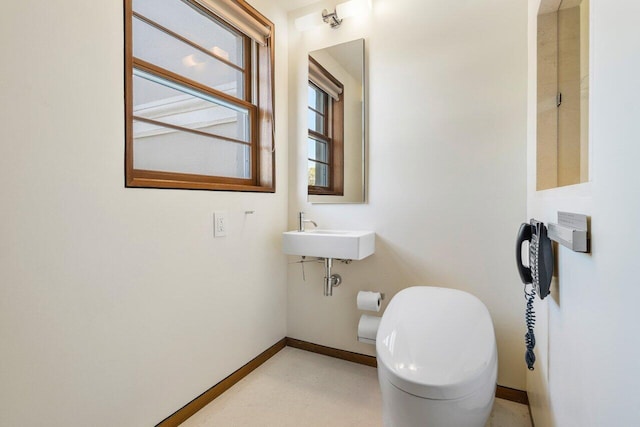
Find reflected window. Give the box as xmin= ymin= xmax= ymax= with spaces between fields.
xmin=125 ymin=0 xmax=275 ymax=191
xmin=308 ymin=57 xmax=344 ymax=196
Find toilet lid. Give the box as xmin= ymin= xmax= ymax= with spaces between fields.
xmin=376 ymin=287 xmax=496 ymax=400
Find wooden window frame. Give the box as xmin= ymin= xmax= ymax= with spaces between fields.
xmin=308 ymin=57 xmax=344 ymax=196
xmin=124 ymin=0 xmax=275 ymax=192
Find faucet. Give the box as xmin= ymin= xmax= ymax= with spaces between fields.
xmin=298 ymin=211 xmax=318 ymax=232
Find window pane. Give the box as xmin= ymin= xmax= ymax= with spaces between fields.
xmin=308 ymin=84 xmax=326 ymax=112
xmin=133 ymin=0 xmax=244 ymax=68
xmin=133 ymin=16 xmax=244 ymax=99
xmin=133 ymin=120 xmax=251 ymax=179
xmin=308 ymin=109 xmax=325 ymax=134
xmin=308 ymin=138 xmax=328 ymax=162
xmin=308 ymin=160 xmax=329 ymax=187
xmin=133 ymin=70 xmax=250 ymax=143
xmin=133 ymin=0 xmax=243 ymax=68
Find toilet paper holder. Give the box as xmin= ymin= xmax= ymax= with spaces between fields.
xmin=357 ymin=292 xmax=385 ymax=345
xmin=358 ymin=314 xmax=382 ymax=345
xmin=357 ymin=290 xmax=386 ymax=313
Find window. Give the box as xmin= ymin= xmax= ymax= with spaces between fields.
xmin=124 ymin=0 xmax=275 ymax=192
xmin=308 ymin=57 xmax=344 ymax=196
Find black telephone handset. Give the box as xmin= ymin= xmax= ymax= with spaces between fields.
xmin=515 ymin=223 xmax=533 ymax=285
xmin=516 ymin=220 xmax=553 ymax=298
xmin=516 ymin=220 xmax=554 ymax=370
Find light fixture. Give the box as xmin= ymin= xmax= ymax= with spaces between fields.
xmin=295 ymin=0 xmax=372 ymax=31
xmin=336 ymin=0 xmax=372 ymax=20
xmin=322 ymin=8 xmax=342 ymax=28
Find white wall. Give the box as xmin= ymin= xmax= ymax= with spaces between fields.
xmin=287 ymin=0 xmax=528 ymax=390
xmin=527 ymin=0 xmax=640 ymax=425
xmin=0 ymin=1 xmax=289 ymax=426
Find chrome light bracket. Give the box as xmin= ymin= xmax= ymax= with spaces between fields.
xmin=322 ymin=9 xmax=342 ymax=28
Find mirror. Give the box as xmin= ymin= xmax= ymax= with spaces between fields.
xmin=537 ymin=0 xmax=589 ymax=190
xmin=307 ymin=39 xmax=365 ymax=203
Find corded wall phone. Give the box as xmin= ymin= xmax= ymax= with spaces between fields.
xmin=516 ymin=220 xmax=554 ymax=370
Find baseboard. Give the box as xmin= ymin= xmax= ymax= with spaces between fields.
xmin=495 ymin=385 xmax=529 ymax=405
xmin=285 ymin=337 xmax=377 ymax=367
xmin=285 ymin=338 xmax=529 ymax=406
xmin=156 ymin=338 xmax=286 ymax=427
xmin=157 ymin=337 xmax=528 ymax=426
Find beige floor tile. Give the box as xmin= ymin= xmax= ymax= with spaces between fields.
xmin=182 ymin=347 xmax=531 ymax=427
xmin=485 ymin=398 xmax=532 ymax=427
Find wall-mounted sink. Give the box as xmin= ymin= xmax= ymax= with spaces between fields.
xmin=282 ymin=229 xmax=375 ymax=260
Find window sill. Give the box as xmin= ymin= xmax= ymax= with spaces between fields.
xmin=127 ymin=177 xmax=275 ymax=193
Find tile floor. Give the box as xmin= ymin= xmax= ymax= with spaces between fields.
xmin=182 ymin=347 xmax=532 ymax=427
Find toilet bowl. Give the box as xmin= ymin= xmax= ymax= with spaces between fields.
xmin=376 ymin=286 xmax=497 ymax=427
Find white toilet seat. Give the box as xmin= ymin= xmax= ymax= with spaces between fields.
xmin=376 ymin=286 xmax=497 ymax=400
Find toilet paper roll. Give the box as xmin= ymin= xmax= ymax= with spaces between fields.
xmin=358 ymin=314 xmax=381 ymax=344
xmin=357 ymin=291 xmax=382 ymax=312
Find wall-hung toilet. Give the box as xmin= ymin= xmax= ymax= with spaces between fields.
xmin=376 ymin=286 xmax=497 ymax=427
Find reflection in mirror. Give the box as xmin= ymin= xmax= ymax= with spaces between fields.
xmin=537 ymin=0 xmax=589 ymax=190
xmin=307 ymin=39 xmax=365 ymax=203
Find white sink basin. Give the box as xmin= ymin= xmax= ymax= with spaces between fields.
xmin=282 ymin=229 xmax=375 ymax=260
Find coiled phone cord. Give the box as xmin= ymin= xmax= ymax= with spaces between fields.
xmin=524 ymin=283 xmax=537 ymax=370
xmin=524 ymin=231 xmax=540 ymax=370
